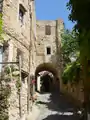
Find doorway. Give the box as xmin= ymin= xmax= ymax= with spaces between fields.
xmin=41 ymin=74 xmax=53 ymax=92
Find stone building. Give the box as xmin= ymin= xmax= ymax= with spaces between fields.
xmin=0 ymin=0 xmax=85 ymax=119
xmin=0 ymin=0 xmax=37 ymax=120
xmin=35 ymin=20 xmax=84 ymax=107
xmin=35 ymin=20 xmax=64 ymax=92
xmin=0 ymin=0 xmax=64 ymax=119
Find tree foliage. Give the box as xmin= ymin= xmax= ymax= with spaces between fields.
xmin=67 ymin=1 xmax=90 ymax=78
xmin=67 ymin=0 xmax=90 ymax=60
xmin=61 ymin=28 xmax=80 ymax=84
xmin=61 ymin=29 xmax=79 ymax=65
xmin=67 ymin=0 xmax=90 ymax=115
xmin=67 ymin=0 xmax=90 ymax=32
xmin=62 ymin=58 xmax=81 ymax=84
xmin=0 ymin=14 xmax=10 ymax=120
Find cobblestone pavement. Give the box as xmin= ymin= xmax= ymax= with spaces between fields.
xmin=36 ymin=92 xmax=82 ymax=120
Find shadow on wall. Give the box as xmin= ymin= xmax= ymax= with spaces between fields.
xmin=62 ymin=81 xmax=84 ymax=106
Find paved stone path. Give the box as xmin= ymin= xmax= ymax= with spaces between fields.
xmin=36 ymin=92 xmax=82 ymax=120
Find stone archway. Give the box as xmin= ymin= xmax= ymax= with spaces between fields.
xmin=35 ymin=63 xmax=60 ymax=92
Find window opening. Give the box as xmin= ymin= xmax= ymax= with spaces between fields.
xmin=19 ymin=4 xmax=26 ymax=26
xmin=46 ymin=47 xmax=51 ymax=55
xmin=45 ymin=25 xmax=51 ymax=35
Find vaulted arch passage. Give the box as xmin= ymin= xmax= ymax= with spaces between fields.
xmin=35 ymin=63 xmax=60 ymax=93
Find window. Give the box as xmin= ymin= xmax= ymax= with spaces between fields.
xmin=16 ymin=49 xmax=21 ymax=61
xmin=45 ymin=25 xmax=51 ymax=35
xmin=1 ymin=43 xmax=9 ymax=70
xmin=16 ymin=48 xmax=23 ymax=67
xmin=19 ymin=4 xmax=26 ymax=26
xmin=3 ymin=43 xmax=9 ymax=62
xmin=46 ymin=47 xmax=51 ymax=55
xmin=0 ymin=1 xmax=3 ymax=13
xmin=0 ymin=46 xmax=3 ymax=72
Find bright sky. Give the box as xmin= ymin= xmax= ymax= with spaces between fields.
xmin=35 ymin=0 xmax=74 ymax=30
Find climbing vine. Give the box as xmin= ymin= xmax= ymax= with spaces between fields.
xmin=0 ymin=67 xmax=11 ymax=120
xmin=0 ymin=13 xmax=21 ymax=119
xmin=16 ymin=77 xmax=21 ymax=94
xmin=4 ymin=64 xmax=21 ymax=93
xmin=0 ymin=13 xmax=10 ymax=120
xmin=0 ymin=64 xmax=21 ymax=120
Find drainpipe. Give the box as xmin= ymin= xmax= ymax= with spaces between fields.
xmin=27 ymin=0 xmax=32 ymax=113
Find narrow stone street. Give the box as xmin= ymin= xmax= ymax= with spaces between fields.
xmin=36 ymin=92 xmax=81 ymax=120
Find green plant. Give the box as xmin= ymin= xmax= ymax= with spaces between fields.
xmin=5 ymin=65 xmax=21 ymax=93
xmin=67 ymin=0 xmax=90 ymax=115
xmin=16 ymin=78 xmax=21 ymax=93
xmin=0 ymin=14 xmax=4 ymax=41
xmin=62 ymin=59 xmax=81 ymax=84
xmin=0 ymin=83 xmax=11 ymax=120
xmin=61 ymin=29 xmax=79 ymax=67
xmin=0 ymin=64 xmax=20 ymax=120
xmin=61 ymin=28 xmax=80 ymax=85
xmin=0 ymin=14 xmax=10 ymax=120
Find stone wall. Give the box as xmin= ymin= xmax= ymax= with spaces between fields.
xmin=1 ymin=0 xmax=64 ymax=119
xmin=8 ymin=77 xmax=28 ymax=120
xmin=36 ymin=20 xmax=63 ymax=65
xmin=35 ymin=19 xmax=64 ymax=89
xmin=2 ymin=0 xmax=37 ymax=73
xmin=2 ymin=0 xmax=31 ymax=72
xmin=29 ymin=0 xmax=37 ymax=75
xmin=36 ymin=20 xmax=57 ymax=65
xmin=1 ymin=0 xmax=37 ymax=119
xmin=62 ymin=81 xmax=84 ymax=106
xmin=8 ymin=80 xmax=20 ymax=120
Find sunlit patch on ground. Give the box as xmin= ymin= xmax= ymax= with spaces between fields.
xmin=36 ymin=93 xmax=81 ymax=120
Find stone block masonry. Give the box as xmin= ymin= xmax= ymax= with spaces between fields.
xmin=8 ymin=78 xmax=28 ymax=120
xmin=1 ymin=0 xmax=64 ymax=120
xmin=1 ymin=0 xmax=37 ymax=119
